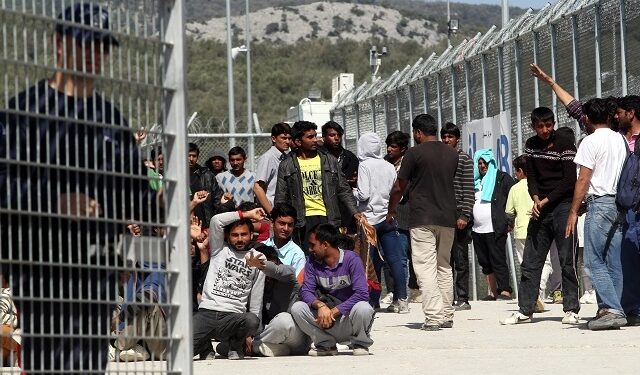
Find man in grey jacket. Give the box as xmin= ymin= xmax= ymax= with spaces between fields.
xmin=245 ymin=244 xmax=310 ymax=357
xmin=193 ymin=207 xmax=267 ymax=360
xmin=275 ymin=121 xmax=361 ymax=253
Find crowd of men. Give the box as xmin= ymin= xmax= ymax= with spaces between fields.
xmin=1 ymin=3 xmax=640 ymax=374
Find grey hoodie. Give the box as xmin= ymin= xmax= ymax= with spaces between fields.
xmin=201 ymin=212 xmax=265 ymax=321
xmin=353 ymin=132 xmax=398 ymax=225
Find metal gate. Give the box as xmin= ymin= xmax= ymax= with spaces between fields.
xmin=1 ymin=1 xmax=191 ymax=374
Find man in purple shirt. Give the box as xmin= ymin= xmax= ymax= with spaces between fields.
xmin=291 ymin=224 xmax=374 ymax=356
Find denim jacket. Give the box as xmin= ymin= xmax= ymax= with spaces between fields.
xmin=275 ymin=149 xmax=357 ymax=228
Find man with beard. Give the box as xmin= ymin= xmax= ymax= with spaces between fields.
xmin=193 ymin=207 xmax=267 ymax=360
xmin=614 ymin=95 xmax=640 ymax=326
xmin=216 ymin=146 xmax=256 ymax=205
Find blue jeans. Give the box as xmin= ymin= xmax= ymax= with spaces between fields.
xmin=370 ymin=220 xmax=408 ymax=300
xmin=584 ymin=196 xmax=624 ymax=315
xmin=621 ymin=210 xmax=640 ymax=316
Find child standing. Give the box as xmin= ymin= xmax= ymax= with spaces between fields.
xmin=505 ymin=155 xmax=552 ymax=312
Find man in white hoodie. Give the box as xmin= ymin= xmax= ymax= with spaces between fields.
xmin=193 ymin=207 xmax=267 ymax=360
xmin=352 ymin=133 xmax=406 ymax=312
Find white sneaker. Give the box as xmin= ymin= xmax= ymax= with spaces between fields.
xmin=256 ymin=341 xmax=290 ymax=357
xmin=381 ymin=292 xmax=394 ymax=305
xmin=397 ymin=298 xmax=410 ymax=314
xmin=579 ymin=290 xmax=597 ymax=304
xmin=500 ymin=312 xmax=532 ymax=325
xmin=108 ymin=344 xmax=118 ymax=362
xmin=562 ymin=311 xmax=580 ymax=324
xmin=119 ymin=344 xmax=150 ymax=362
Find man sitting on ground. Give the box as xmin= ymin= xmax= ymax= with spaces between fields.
xmin=245 ymin=244 xmax=310 ymax=357
xmin=192 ymin=207 xmax=267 ymax=360
xmin=291 ymin=224 xmax=374 ymax=356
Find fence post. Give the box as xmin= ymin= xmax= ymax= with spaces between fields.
xmin=422 ymin=77 xmax=429 ymax=114
xmin=355 ymin=103 xmax=361 ymax=140
xmin=571 ymin=15 xmax=581 ymax=140
xmin=514 ymin=41 xmax=523 ymax=156
xmin=619 ymin=0 xmax=628 ymax=95
xmin=481 ymin=54 xmax=488 ymax=118
xmin=550 ymin=23 xmax=558 ymax=124
xmin=393 ymin=90 xmax=400 ymax=131
xmin=451 ymin=66 xmax=458 ymax=125
xmin=533 ymin=31 xmax=540 ymax=108
xmin=407 ymin=86 xmax=414 ymax=131
xmin=372 ymin=98 xmax=377 ymax=133
xmin=595 ymin=3 xmax=602 ymax=98
xmin=498 ymin=46 xmax=505 ymax=112
xmin=436 ymin=74 xmax=443 ymax=135
xmin=162 ymin=0 xmax=193 ymax=373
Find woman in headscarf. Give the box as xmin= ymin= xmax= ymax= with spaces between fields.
xmin=471 ymin=149 xmax=515 ymax=300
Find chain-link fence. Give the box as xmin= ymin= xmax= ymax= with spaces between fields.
xmin=185 ymin=114 xmax=273 ymax=172
xmin=331 ymin=0 xmax=640 ymax=300
xmin=1 ymin=1 xmax=190 ymax=374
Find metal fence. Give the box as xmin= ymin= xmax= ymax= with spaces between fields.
xmin=186 ymin=114 xmax=272 ymax=172
xmin=0 ymin=1 xmax=190 ymax=374
xmin=331 ymin=0 xmax=640 ymax=300
xmin=331 ymin=0 xmax=640 ymax=155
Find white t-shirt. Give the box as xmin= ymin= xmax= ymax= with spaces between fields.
xmin=573 ymin=128 xmax=627 ymax=196
xmin=473 ymin=190 xmax=494 ymax=233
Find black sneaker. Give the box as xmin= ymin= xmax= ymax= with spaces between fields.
xmin=454 ymin=301 xmax=471 ymax=311
xmin=587 ymin=312 xmax=627 ymax=330
xmin=440 ymin=320 xmax=454 ymax=328
xmin=421 ymin=323 xmax=441 ymax=331
xmin=627 ymin=314 xmax=640 ymax=326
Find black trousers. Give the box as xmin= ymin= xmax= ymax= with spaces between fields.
xmin=2 ymin=214 xmax=116 ymax=375
xmin=192 ymin=309 xmax=260 ymax=356
xmin=451 ymin=227 xmax=472 ymax=303
xmin=293 ymin=215 xmax=329 ymax=255
xmin=518 ymin=201 xmax=580 ymax=316
xmin=472 ymin=231 xmax=513 ymax=294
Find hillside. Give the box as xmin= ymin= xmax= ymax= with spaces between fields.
xmin=187 ymin=2 xmax=444 ymax=47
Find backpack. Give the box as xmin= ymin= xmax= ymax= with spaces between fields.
xmin=615 ymin=136 xmax=640 ymax=212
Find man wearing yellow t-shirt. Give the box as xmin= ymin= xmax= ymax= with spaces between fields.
xmin=275 ymin=121 xmax=361 ymax=253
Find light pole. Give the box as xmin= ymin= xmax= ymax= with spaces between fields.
xmin=447 ymin=0 xmax=459 ymax=48
xmin=225 ymin=0 xmax=236 ymax=148
xmin=369 ymin=45 xmax=387 ymax=82
xmin=245 ymin=0 xmax=254 ymax=170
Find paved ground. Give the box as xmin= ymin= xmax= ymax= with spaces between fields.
xmin=108 ymin=300 xmax=639 ymax=374
xmin=7 ymin=300 xmax=637 ymax=374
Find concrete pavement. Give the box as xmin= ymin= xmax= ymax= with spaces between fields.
xmin=187 ymin=300 xmax=639 ymax=375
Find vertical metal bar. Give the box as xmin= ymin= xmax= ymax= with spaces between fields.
xmin=395 ymin=91 xmax=401 ymax=131
xmin=481 ymin=54 xmax=488 ymax=118
xmin=514 ymin=41 xmax=523 ymax=155
xmin=550 ymin=24 xmax=558 ymax=124
xmin=422 ymin=77 xmax=429 ymax=114
xmin=163 ymin=0 xmax=193 ymax=373
xmin=595 ymin=2 xmax=602 ymax=98
xmin=408 ymin=86 xmax=414 ymax=130
xmin=498 ymin=47 xmax=505 ymax=112
xmin=571 ymin=15 xmax=581 ymax=139
xmin=436 ymin=74 xmax=443 ymax=135
xmin=226 ymin=0 xmax=236 ymax=148
xmin=246 ymin=0 xmax=254 ymax=170
xmin=372 ymin=98 xmax=377 ymax=133
xmin=342 ymin=108 xmax=347 ymax=130
xmin=355 ymin=103 xmax=360 ymax=140
xmin=383 ymin=95 xmax=390 ymax=137
xmin=619 ymin=0 xmax=628 ymax=95
xmin=533 ymin=32 xmax=540 ymax=108
xmin=465 ymin=61 xmax=472 ymax=125
xmin=451 ymin=66 xmax=458 ymax=125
